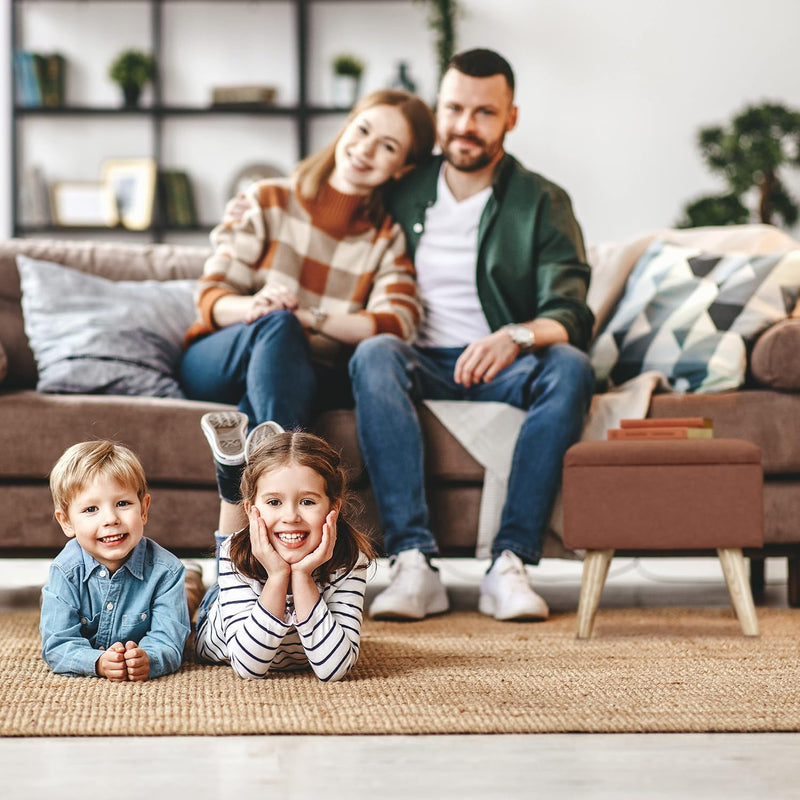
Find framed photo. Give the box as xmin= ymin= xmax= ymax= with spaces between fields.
xmin=51 ymin=182 xmax=119 ymax=227
xmin=101 ymin=157 xmax=157 ymax=230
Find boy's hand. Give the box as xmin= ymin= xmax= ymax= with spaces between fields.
xmin=96 ymin=642 xmax=127 ymax=682
xmin=124 ymin=641 xmax=150 ymax=682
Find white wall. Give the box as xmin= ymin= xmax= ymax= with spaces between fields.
xmin=4 ymin=0 xmax=800 ymax=246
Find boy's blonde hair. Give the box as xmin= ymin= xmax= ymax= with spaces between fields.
xmin=49 ymin=440 xmax=148 ymax=516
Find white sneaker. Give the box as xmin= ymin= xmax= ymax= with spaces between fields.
xmin=244 ymin=420 xmax=285 ymax=462
xmin=370 ymin=549 xmax=450 ymax=620
xmin=201 ymin=411 xmax=249 ymax=466
xmin=479 ymin=550 xmax=549 ymax=621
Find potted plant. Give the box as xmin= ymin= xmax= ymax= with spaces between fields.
xmin=108 ymin=49 xmax=155 ymax=108
xmin=414 ymin=0 xmax=462 ymax=82
xmin=331 ymin=53 xmax=365 ymax=108
xmin=678 ymin=101 xmax=800 ymax=228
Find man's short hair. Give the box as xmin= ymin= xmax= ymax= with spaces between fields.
xmin=447 ymin=48 xmax=515 ymax=93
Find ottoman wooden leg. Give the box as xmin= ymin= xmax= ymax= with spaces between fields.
xmin=576 ymin=549 xmax=614 ymax=639
xmin=717 ymin=548 xmax=759 ymax=637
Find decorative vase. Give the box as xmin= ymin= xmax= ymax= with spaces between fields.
xmin=332 ymin=75 xmax=360 ymax=108
xmin=122 ymin=84 xmax=141 ymax=108
xmin=390 ymin=61 xmax=417 ymax=94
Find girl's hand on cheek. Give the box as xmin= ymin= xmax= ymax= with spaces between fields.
xmin=249 ymin=506 xmax=290 ymax=579
xmin=293 ymin=509 xmax=338 ymax=576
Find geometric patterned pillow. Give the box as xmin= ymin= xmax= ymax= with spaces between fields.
xmin=590 ymin=240 xmax=800 ymax=393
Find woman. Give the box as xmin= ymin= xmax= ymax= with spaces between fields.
xmin=179 ymin=90 xmax=435 ymax=537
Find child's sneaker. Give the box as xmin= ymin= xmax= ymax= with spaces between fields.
xmin=200 ymin=411 xmax=249 ymax=466
xmin=244 ymin=420 xmax=285 ymax=462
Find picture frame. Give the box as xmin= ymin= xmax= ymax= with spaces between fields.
xmin=51 ymin=181 xmax=119 ymax=227
xmin=101 ymin=157 xmax=157 ymax=230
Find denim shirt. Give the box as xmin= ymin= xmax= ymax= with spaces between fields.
xmin=40 ymin=537 xmax=190 ymax=678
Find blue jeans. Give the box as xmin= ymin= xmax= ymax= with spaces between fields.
xmin=348 ymin=335 xmax=594 ymax=564
xmin=180 ymin=310 xmax=352 ymax=503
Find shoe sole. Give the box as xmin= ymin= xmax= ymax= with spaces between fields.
xmin=369 ymin=595 xmax=450 ymax=621
xmin=478 ymin=594 xmax=549 ymax=622
xmin=201 ymin=412 xmax=248 ymax=466
xmin=244 ymin=420 xmax=285 ymax=462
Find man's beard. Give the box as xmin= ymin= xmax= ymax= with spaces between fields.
xmin=442 ymin=133 xmax=502 ymax=172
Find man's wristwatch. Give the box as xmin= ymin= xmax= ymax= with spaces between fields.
xmin=503 ymin=324 xmax=536 ymax=352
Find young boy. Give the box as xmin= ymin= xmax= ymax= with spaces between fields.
xmin=40 ymin=440 xmax=190 ymax=681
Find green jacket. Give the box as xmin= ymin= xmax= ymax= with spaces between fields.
xmin=386 ymin=153 xmax=595 ymax=351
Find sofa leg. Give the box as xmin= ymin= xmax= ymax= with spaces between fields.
xmin=788 ymin=556 xmax=800 ymax=608
xmin=576 ymin=549 xmax=614 ymax=639
xmin=749 ymin=556 xmax=765 ymax=604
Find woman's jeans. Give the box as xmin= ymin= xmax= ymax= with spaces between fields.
xmin=348 ymin=335 xmax=595 ymax=564
xmin=180 ymin=310 xmax=352 ymax=503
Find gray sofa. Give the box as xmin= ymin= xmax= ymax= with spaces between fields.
xmin=1 ymin=232 xmax=799 ymax=604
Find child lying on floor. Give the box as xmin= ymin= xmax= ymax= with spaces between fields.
xmin=40 ymin=440 xmax=190 ymax=681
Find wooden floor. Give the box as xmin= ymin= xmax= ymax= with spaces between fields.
xmin=2 ymin=556 xmax=796 ymax=800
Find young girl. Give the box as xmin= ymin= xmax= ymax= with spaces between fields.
xmin=194 ymin=430 xmax=377 ymax=682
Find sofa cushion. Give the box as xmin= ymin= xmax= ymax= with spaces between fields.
xmin=750 ymin=319 xmax=800 ymax=391
xmin=18 ymin=255 xmax=197 ymax=397
xmin=591 ymin=240 xmax=800 ymax=392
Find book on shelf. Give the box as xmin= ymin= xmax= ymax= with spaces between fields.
xmin=157 ymin=170 xmax=198 ymax=228
xmin=14 ymin=51 xmax=66 ymax=107
xmin=607 ymin=426 xmax=714 ymax=440
xmin=211 ymin=85 xmax=277 ymax=107
xmin=619 ymin=417 xmax=713 ymax=429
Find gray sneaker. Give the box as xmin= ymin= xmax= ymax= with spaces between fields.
xmin=200 ymin=411 xmax=249 ymax=466
xmin=370 ymin=549 xmax=450 ymax=620
xmin=479 ymin=550 xmax=549 ymax=621
xmin=244 ymin=420 xmax=285 ymax=462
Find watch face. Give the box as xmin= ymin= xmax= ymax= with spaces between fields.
xmin=507 ymin=325 xmax=534 ymax=348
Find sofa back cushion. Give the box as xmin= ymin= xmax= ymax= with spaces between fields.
xmin=0 ymin=238 xmax=208 ymax=388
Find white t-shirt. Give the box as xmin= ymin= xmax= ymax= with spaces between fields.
xmin=414 ymin=167 xmax=492 ymax=348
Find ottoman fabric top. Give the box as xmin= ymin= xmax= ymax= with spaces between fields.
xmin=564 ymin=438 xmax=762 ymax=468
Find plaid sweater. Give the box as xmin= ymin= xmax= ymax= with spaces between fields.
xmin=185 ymin=178 xmax=422 ymax=361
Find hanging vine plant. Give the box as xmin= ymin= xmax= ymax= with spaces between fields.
xmin=414 ymin=0 xmax=463 ymax=82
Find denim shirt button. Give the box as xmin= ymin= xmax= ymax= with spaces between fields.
xmin=140 ymin=613 xmax=147 ymax=620
xmin=106 ymin=602 xmax=113 ymax=611
xmin=99 ymin=570 xmax=106 ymax=578
xmin=80 ymin=617 xmax=87 ymax=625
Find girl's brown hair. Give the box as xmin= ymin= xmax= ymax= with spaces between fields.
xmin=293 ymin=89 xmax=435 ymax=226
xmin=228 ymin=431 xmax=377 ymax=582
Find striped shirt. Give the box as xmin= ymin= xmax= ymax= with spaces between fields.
xmin=184 ymin=178 xmax=423 ymax=363
xmin=195 ymin=537 xmax=368 ymax=682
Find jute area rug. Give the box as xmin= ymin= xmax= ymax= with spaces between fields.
xmin=2 ymin=607 xmax=799 ymax=736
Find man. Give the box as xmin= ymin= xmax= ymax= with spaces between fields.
xmin=349 ymin=49 xmax=595 ymax=622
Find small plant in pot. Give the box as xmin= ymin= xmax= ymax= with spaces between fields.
xmin=109 ymin=49 xmax=155 ymax=108
xmin=331 ymin=53 xmax=365 ymax=108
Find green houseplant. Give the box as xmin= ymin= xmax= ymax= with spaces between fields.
xmin=108 ymin=49 xmax=155 ymax=107
xmin=331 ymin=53 xmax=365 ymax=108
xmin=679 ymin=101 xmax=800 ymax=229
xmin=414 ymin=0 xmax=462 ymax=81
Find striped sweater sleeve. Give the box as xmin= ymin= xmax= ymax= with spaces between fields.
xmin=360 ymin=217 xmax=423 ymax=343
xmin=214 ymin=551 xmax=293 ymax=680
xmin=294 ymin=561 xmax=368 ymax=682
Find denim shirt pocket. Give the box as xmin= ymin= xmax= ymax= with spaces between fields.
xmin=120 ymin=611 xmax=151 ymax=643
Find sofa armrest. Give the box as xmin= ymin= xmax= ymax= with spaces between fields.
xmin=750 ymin=319 xmax=800 ymax=390
xmin=0 ymin=341 xmax=6 ymax=385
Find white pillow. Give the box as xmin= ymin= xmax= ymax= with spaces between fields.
xmin=17 ymin=255 xmax=197 ymax=397
xmin=590 ymin=241 xmax=800 ymax=393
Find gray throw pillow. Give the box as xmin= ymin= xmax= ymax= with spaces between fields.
xmin=17 ymin=254 xmax=197 ymax=397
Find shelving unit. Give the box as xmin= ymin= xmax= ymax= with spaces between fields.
xmin=10 ymin=0 xmax=420 ymax=242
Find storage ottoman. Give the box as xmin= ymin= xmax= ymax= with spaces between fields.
xmin=562 ymin=439 xmax=763 ymax=638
